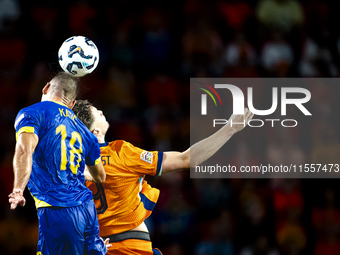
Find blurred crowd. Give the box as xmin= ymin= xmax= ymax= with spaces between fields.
xmin=1 ymin=0 xmax=340 ymax=254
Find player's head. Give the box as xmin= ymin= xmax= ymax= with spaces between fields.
xmin=72 ymin=100 xmax=109 ymax=137
xmin=41 ymin=72 xmax=79 ymax=109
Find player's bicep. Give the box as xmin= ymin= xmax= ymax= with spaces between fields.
xmin=87 ymin=163 xmax=106 ymax=183
xmin=162 ymin=150 xmax=190 ymax=174
xmin=15 ymin=132 xmax=39 ymax=155
xmin=84 ymin=166 xmax=95 ymax=182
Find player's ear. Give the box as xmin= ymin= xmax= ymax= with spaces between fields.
xmin=69 ymin=100 xmax=76 ymax=109
xmin=92 ymin=128 xmax=100 ymax=136
xmin=42 ymin=83 xmax=50 ymax=95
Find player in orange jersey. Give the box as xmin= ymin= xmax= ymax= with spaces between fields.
xmin=72 ymin=100 xmax=254 ymax=255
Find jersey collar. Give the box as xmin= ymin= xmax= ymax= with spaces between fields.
xmin=99 ymin=142 xmax=109 ymax=147
xmin=51 ymin=100 xmax=67 ymax=107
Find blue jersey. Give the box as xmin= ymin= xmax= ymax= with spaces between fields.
xmin=14 ymin=101 xmax=101 ymax=208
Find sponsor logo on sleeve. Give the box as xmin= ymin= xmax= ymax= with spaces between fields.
xmin=140 ymin=151 xmax=153 ymax=164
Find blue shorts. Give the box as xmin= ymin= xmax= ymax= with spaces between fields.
xmin=36 ymin=199 xmax=107 ymax=255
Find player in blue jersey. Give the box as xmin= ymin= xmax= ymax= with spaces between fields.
xmin=9 ymin=72 xmax=109 ymax=255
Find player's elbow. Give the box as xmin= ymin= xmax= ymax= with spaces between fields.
xmin=171 ymin=151 xmax=190 ymax=169
xmin=182 ymin=153 xmax=190 ymax=169
xmin=97 ymin=171 xmax=106 ymax=183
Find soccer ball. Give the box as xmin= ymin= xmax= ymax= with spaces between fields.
xmin=58 ymin=36 xmax=99 ymax=77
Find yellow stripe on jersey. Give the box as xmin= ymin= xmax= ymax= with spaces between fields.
xmin=32 ymin=194 xmax=52 ymax=208
xmin=16 ymin=126 xmax=35 ymax=141
xmin=95 ymin=157 xmax=101 ymax=165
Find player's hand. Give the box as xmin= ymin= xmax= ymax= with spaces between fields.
xmin=228 ymin=108 xmax=254 ymax=133
xmin=8 ymin=190 xmax=26 ymax=210
xmin=101 ymin=237 xmax=112 ymax=248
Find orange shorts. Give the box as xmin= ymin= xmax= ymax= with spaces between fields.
xmin=107 ymin=239 xmax=162 ymax=255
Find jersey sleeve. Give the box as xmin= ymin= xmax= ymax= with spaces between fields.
xmin=85 ymin=135 xmax=101 ymax=166
xmin=14 ymin=108 xmax=40 ymax=140
xmin=119 ymin=141 xmax=163 ymax=176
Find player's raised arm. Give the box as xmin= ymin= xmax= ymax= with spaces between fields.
xmin=161 ymin=108 xmax=254 ymax=174
xmin=9 ymin=132 xmax=39 ymax=209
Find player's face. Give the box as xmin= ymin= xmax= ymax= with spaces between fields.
xmin=91 ymin=106 xmax=109 ymax=134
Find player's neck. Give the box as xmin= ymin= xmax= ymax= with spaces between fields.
xmin=42 ymin=95 xmax=69 ymax=108
xmin=97 ymin=134 xmax=105 ymax=144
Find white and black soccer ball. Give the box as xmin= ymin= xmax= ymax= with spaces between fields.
xmin=58 ymin=36 xmax=99 ymax=77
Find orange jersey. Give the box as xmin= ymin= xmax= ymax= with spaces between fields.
xmin=86 ymin=140 xmax=163 ymax=237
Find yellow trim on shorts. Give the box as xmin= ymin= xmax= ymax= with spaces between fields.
xmin=16 ymin=126 xmax=35 ymax=141
xmin=32 ymin=194 xmax=52 ymax=208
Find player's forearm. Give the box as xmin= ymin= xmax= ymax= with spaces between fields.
xmin=162 ymin=109 xmax=253 ymax=173
xmin=12 ymin=147 xmax=33 ymax=192
xmin=162 ymin=124 xmax=236 ymax=173
xmin=190 ymin=108 xmax=255 ymax=167
xmin=190 ymin=123 xmax=236 ymax=167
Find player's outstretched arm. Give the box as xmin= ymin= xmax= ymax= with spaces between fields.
xmin=86 ymin=163 xmax=106 ymax=183
xmin=9 ymin=132 xmax=39 ymax=209
xmin=161 ymin=108 xmax=254 ymax=174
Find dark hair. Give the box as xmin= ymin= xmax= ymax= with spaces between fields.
xmin=72 ymin=100 xmax=95 ymax=130
xmin=50 ymin=72 xmax=79 ymax=101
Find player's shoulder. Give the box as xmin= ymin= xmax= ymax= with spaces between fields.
xmin=15 ymin=102 xmax=44 ymax=125
xmin=108 ymin=140 xmax=133 ymax=151
xmin=19 ymin=101 xmax=65 ymax=115
xmin=18 ymin=101 xmax=44 ymax=114
xmin=99 ymin=140 xmax=131 ymax=154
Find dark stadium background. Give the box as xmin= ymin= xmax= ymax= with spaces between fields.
xmin=1 ymin=0 xmax=340 ymax=254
